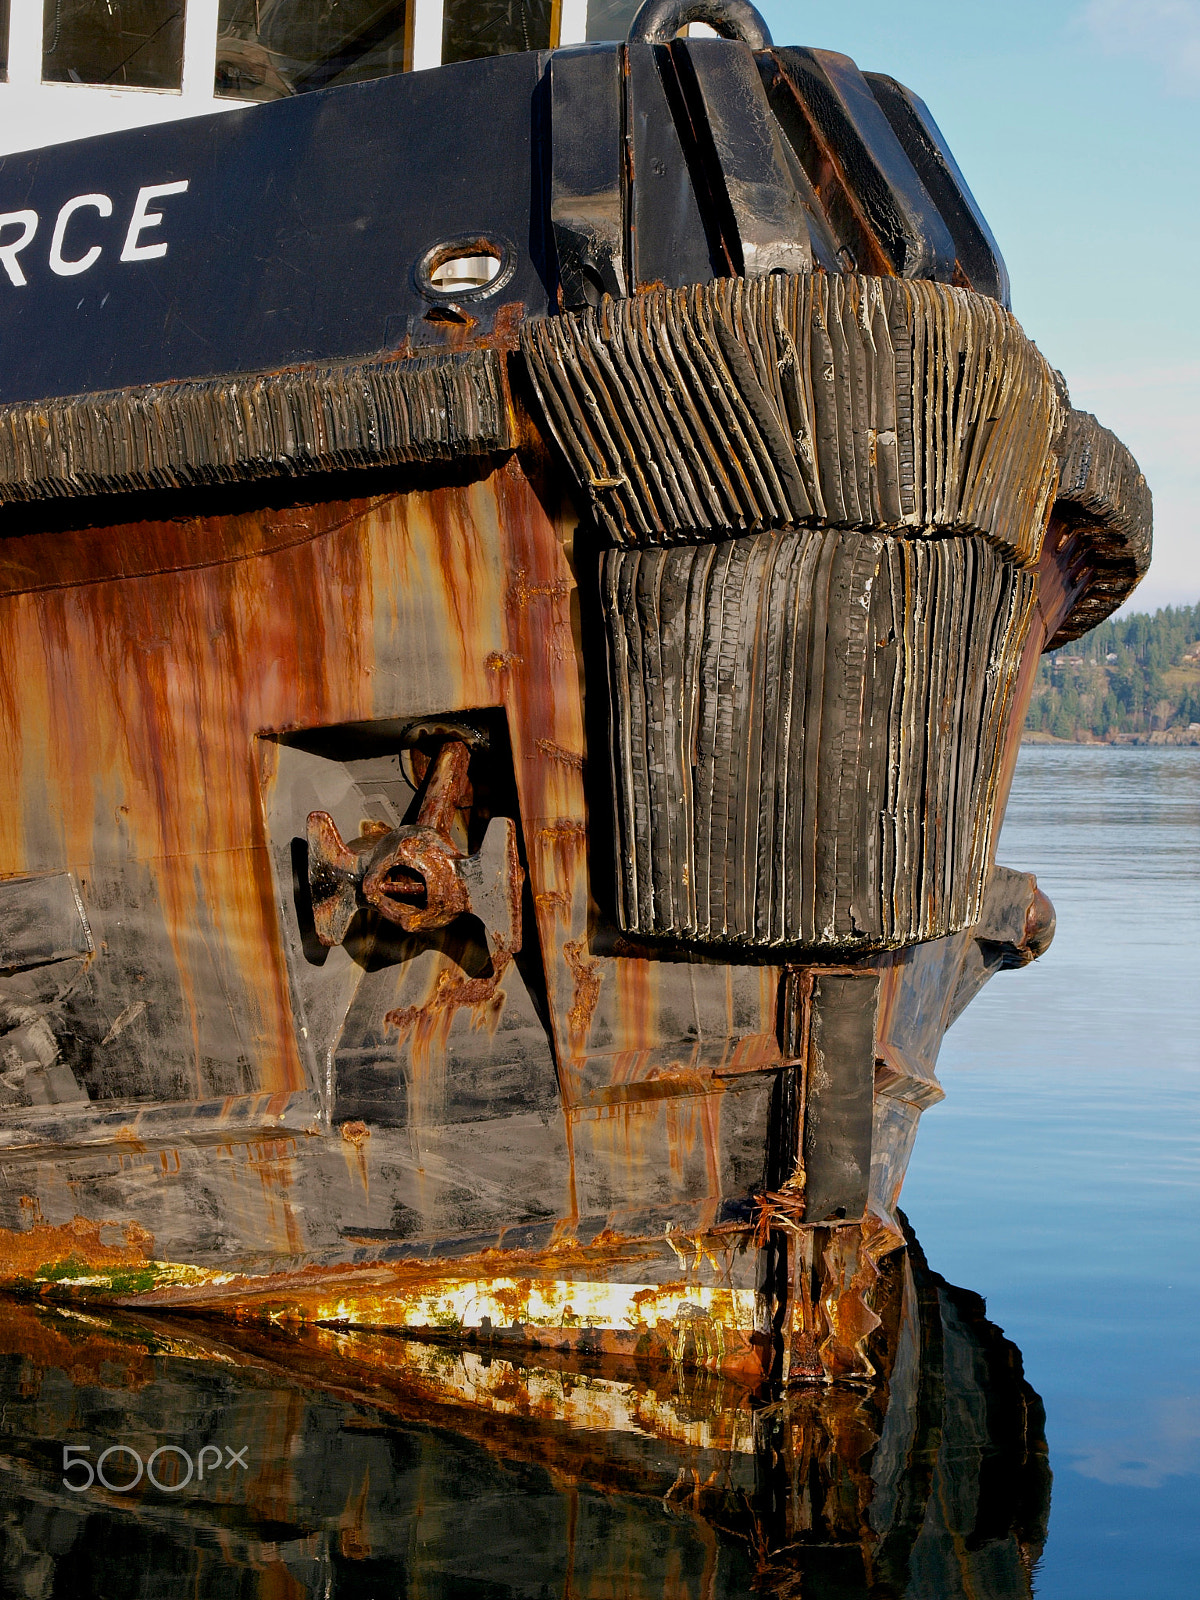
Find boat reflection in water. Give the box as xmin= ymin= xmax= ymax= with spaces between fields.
xmin=0 ymin=1222 xmax=1047 ymax=1600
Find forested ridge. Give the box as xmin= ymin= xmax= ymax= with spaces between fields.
xmin=1024 ymin=602 xmax=1200 ymax=742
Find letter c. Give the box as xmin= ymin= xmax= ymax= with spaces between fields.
xmin=49 ymin=193 xmax=113 ymax=276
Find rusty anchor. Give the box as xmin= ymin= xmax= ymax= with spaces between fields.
xmin=306 ymin=737 xmax=523 ymax=960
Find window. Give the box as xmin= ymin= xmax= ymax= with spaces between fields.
xmin=584 ymin=0 xmax=639 ymax=42
xmin=41 ymin=0 xmax=185 ymax=89
xmin=210 ymin=0 xmax=658 ymax=102
xmin=440 ymin=0 xmax=553 ymax=66
xmin=215 ymin=0 xmax=412 ymax=102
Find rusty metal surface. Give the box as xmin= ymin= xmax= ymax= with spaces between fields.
xmin=0 ymin=460 xmax=780 ymax=1293
xmin=0 ymin=435 xmax=1105 ymax=1387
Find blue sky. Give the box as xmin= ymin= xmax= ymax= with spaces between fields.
xmin=759 ymin=0 xmax=1200 ymax=612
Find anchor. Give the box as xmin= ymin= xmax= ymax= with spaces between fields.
xmin=306 ymin=736 xmax=523 ymax=962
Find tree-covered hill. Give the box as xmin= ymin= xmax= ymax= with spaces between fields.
xmin=1024 ymin=602 xmax=1200 ymax=743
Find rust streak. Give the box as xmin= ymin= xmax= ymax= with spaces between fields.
xmin=535 ymin=738 xmax=584 ymax=770
xmin=0 ymin=1215 xmax=153 ymax=1278
xmin=385 ymin=938 xmax=515 ymax=1051
xmin=563 ymin=939 xmax=601 ymax=1057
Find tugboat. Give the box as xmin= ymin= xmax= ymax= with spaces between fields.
xmin=0 ymin=0 xmax=1150 ymax=1386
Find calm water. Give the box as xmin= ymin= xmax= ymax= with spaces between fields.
xmin=903 ymin=746 xmax=1200 ymax=1598
xmin=0 ymin=746 xmax=1195 ymax=1598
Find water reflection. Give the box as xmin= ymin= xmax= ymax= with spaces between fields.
xmin=0 ymin=1224 xmax=1048 ymax=1599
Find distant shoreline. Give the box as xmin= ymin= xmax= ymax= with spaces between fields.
xmin=1020 ymin=730 xmax=1200 ymax=747
xmin=1025 ymin=603 xmax=1199 ymax=745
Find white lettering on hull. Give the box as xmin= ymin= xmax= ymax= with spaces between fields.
xmin=0 ymin=210 xmax=38 ymax=286
xmin=49 ymin=193 xmax=113 ymax=276
xmin=0 ymin=181 xmax=189 ymax=286
xmin=121 ymin=181 xmax=190 ymax=262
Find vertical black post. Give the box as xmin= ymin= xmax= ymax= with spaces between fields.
xmin=800 ymin=968 xmax=879 ymax=1223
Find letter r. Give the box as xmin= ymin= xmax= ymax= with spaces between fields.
xmin=0 ymin=210 xmax=38 ymax=286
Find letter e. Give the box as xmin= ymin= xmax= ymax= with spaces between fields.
xmin=121 ymin=180 xmax=189 ymax=262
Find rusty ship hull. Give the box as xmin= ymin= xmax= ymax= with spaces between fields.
xmin=0 ymin=2 xmax=1150 ymax=1388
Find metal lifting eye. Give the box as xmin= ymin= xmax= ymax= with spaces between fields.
xmin=625 ymin=0 xmax=773 ymax=47
xmin=415 ymin=236 xmax=515 ymax=303
xmin=430 ymin=253 xmax=499 ymax=293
